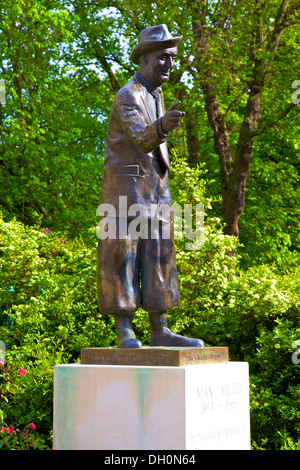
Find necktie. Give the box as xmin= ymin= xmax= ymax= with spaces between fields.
xmin=154 ymin=89 xmax=170 ymax=172
xmin=156 ymin=88 xmax=163 ymax=118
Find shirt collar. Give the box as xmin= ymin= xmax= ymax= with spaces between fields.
xmin=135 ymin=71 xmax=161 ymax=98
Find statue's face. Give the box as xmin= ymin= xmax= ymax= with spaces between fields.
xmin=141 ymin=47 xmax=177 ymax=87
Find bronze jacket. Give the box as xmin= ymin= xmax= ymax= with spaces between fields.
xmin=100 ymin=73 xmax=173 ymax=220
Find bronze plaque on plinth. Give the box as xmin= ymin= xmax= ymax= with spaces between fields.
xmin=81 ymin=347 xmax=229 ymax=367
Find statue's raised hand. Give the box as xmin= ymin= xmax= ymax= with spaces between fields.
xmin=161 ymin=101 xmax=185 ymax=133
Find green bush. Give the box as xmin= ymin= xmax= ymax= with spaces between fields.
xmin=238 ymin=155 xmax=300 ymax=271
xmin=249 ymin=313 xmax=300 ymax=450
xmin=0 ymin=362 xmax=50 ymax=449
xmin=0 ymin=215 xmax=115 ymax=446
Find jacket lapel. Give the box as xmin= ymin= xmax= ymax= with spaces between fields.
xmin=157 ymin=91 xmax=171 ymax=172
xmin=139 ymin=82 xmax=171 ymax=173
xmin=141 ymin=88 xmax=156 ymax=123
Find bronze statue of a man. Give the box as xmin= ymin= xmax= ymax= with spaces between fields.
xmin=97 ymin=25 xmax=204 ymax=349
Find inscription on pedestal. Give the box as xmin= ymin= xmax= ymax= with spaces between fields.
xmin=81 ymin=346 xmax=229 ymax=366
xmin=197 ymin=382 xmax=243 ymax=414
xmin=186 ymin=374 xmax=250 ymax=448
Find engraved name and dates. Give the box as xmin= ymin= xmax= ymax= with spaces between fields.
xmin=197 ymin=382 xmax=243 ymax=414
xmin=187 ymin=380 xmax=249 ymax=444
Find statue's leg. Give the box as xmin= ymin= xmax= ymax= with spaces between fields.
xmin=113 ymin=314 xmax=142 ymax=349
xmin=149 ymin=312 xmax=205 ymax=347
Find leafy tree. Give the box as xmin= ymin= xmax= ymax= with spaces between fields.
xmin=0 ymin=0 xmax=106 ymax=235
xmin=185 ymin=0 xmax=300 ymax=239
xmin=75 ymin=0 xmax=300 ymax=242
xmin=1 ymin=0 xmax=299 ymax=250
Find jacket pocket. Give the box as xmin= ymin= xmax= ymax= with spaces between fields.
xmin=114 ymin=164 xmax=144 ymax=177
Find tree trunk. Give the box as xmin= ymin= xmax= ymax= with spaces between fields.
xmin=201 ymin=80 xmax=233 ymax=206
xmin=223 ymin=89 xmax=262 ymax=237
xmin=185 ymin=0 xmax=295 ymax=241
xmin=202 ymin=79 xmax=263 ymax=238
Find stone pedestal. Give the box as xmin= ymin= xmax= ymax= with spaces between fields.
xmin=53 ymin=353 xmax=250 ymax=450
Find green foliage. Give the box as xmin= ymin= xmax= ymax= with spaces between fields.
xmin=0 ymin=363 xmax=50 ymax=449
xmin=239 ymin=149 xmax=300 ymax=270
xmin=0 ymin=0 xmax=106 ymax=236
xmin=0 ymin=213 xmax=115 ymax=445
xmin=250 ymin=314 xmax=300 ymax=450
xmin=0 ymin=215 xmax=115 ymax=351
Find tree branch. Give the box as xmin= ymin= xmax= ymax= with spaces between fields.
xmin=254 ymin=101 xmax=298 ymax=137
xmin=223 ymin=89 xmax=246 ymax=121
xmin=94 ymin=52 xmax=120 ymax=92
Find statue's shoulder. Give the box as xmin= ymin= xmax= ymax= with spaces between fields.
xmin=115 ymin=76 xmax=144 ymax=104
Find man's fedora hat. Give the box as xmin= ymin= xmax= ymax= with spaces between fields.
xmin=131 ymin=24 xmax=182 ymax=65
